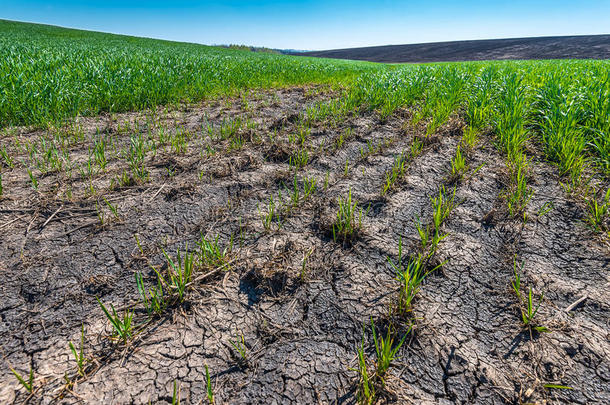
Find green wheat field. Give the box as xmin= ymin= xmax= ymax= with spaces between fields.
xmin=0 ymin=19 xmax=608 ymax=404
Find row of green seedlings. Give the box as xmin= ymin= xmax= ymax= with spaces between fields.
xmin=10 ymin=235 xmax=234 ymax=397
xmin=495 ymin=74 xmax=609 ymax=232
xmin=0 ymin=114 xmax=260 ymax=199
xmin=205 ymin=116 xmax=260 ymax=152
xmin=12 ymin=234 xmax=233 ymax=398
xmin=111 ymin=117 xmax=259 ymax=189
xmin=305 ymin=92 xmax=411 ymax=160
xmin=469 ymin=72 xmax=608 ymax=232
xmin=259 ymin=174 xmax=318 ymax=231
xmin=266 ymin=134 xmax=416 ymax=241
xmin=0 ymin=130 xmax=144 ymax=197
xmin=0 ymin=121 xmax=128 ymax=184
xmin=280 ymin=119 xmax=341 ymax=172
xmin=288 ymin=140 xmax=429 ymax=247
xmin=413 ymin=70 xmax=467 ymax=136
xmin=314 ymin=66 xmax=608 ymax=232
xmin=533 ymin=79 xmax=610 ymax=233
xmin=304 ymin=67 xmax=464 ymax=134
xmin=320 ymin=63 xmax=609 ymax=178
xmin=511 ymin=260 xmax=574 ymax=393
xmin=494 ymin=75 xmax=534 ymax=221
xmin=370 ymin=123 xmax=471 ymax=399
xmin=304 ymin=94 xmax=356 ymax=129
xmin=354 ymin=186 xmax=456 ymax=404
xmin=447 ymin=121 xmax=488 ymax=189
xmin=95 ymin=196 xmax=121 ymax=226
xmin=295 ymin=103 xmax=413 ymax=190
xmin=532 ymin=73 xmax=609 ymax=179
xmin=466 ymin=78 xmax=575 ymax=389
xmin=380 ymin=137 xmax=424 ymax=195
xmin=303 ymin=94 xmax=399 ymax=160
xmin=393 ymin=186 xmax=456 ymax=318
xmin=317 ymin=129 xmax=428 ymax=245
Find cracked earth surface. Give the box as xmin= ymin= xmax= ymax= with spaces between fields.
xmin=0 ymin=87 xmax=608 ymax=404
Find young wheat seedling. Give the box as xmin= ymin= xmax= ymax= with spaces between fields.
xmin=172 ymin=380 xmax=181 ymax=405
xmin=103 ymin=197 xmax=119 ymax=221
xmin=511 ymin=259 xmax=548 ymax=334
xmin=159 ymin=247 xmax=195 ymax=303
xmin=96 ymin=297 xmax=134 ymax=342
xmin=229 ymin=333 xmax=248 ymax=365
xmin=27 ymin=168 xmax=38 ymax=190
xmin=300 ymin=247 xmax=314 ymax=282
xmin=68 ymin=324 xmax=87 ymax=377
xmin=259 ymin=196 xmax=282 ymax=231
xmin=197 ymin=233 xmax=233 ymax=269
xmin=205 ymin=364 xmax=215 ymax=404
xmin=381 ymin=153 xmax=407 ymax=195
xmin=388 ymin=237 xmax=444 ymax=316
xmin=371 ymin=319 xmax=409 ymax=382
xmin=352 ymin=332 xmax=375 ymax=405
xmin=449 ymin=145 xmax=468 ymax=181
xmin=303 ymin=176 xmax=317 ymax=200
xmin=95 ymin=202 xmax=105 ymax=226
xmin=332 ymin=189 xmax=367 ymax=243
xmin=584 ymin=188 xmax=610 ymax=232
xmin=11 ymin=367 xmax=34 ymax=394
xmin=135 ymin=272 xmax=166 ymax=315
xmin=430 ymin=185 xmax=456 ymax=239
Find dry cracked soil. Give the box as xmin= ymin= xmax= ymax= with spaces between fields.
xmin=0 ymin=87 xmax=609 ymax=404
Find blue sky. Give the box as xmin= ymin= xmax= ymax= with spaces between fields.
xmin=3 ymin=1 xmax=610 ymax=50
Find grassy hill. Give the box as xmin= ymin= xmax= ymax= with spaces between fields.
xmin=0 ymin=20 xmax=378 ymax=127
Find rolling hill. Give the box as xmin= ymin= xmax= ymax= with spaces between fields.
xmin=298 ymin=35 xmax=610 ymax=63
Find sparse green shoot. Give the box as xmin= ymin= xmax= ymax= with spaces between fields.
xmin=449 ymin=144 xmax=468 ymax=181
xmin=584 ymin=188 xmax=610 ymax=232
xmin=160 ymin=247 xmax=195 ymax=302
xmin=68 ymin=324 xmax=87 ymax=377
xmin=135 ymin=272 xmax=166 ymax=316
xmin=172 ymin=380 xmax=181 ymax=405
xmin=371 ymin=319 xmax=408 ymax=380
xmin=96 ymin=297 xmax=134 ymax=342
xmin=11 ymin=367 xmax=34 ymax=393
xmin=381 ymin=153 xmax=407 ymax=195
xmin=511 ymin=260 xmax=548 ymax=334
xmin=332 ymin=189 xmax=367 ymax=242
xmin=229 ymin=333 xmax=248 ymax=365
xmin=353 ymin=333 xmax=375 ymax=405
xmin=205 ymin=364 xmax=215 ymax=404
xmin=197 ymin=233 xmax=233 ymax=269
xmin=431 ymin=185 xmax=456 ymax=237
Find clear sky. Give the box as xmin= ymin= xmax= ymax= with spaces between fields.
xmin=3 ymin=1 xmax=610 ymax=50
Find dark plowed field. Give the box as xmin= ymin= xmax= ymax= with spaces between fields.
xmin=298 ymin=35 xmax=610 ymax=63
xmin=1 ymin=88 xmax=608 ymax=404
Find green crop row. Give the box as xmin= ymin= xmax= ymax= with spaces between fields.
xmin=316 ymin=60 xmax=610 ymax=176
